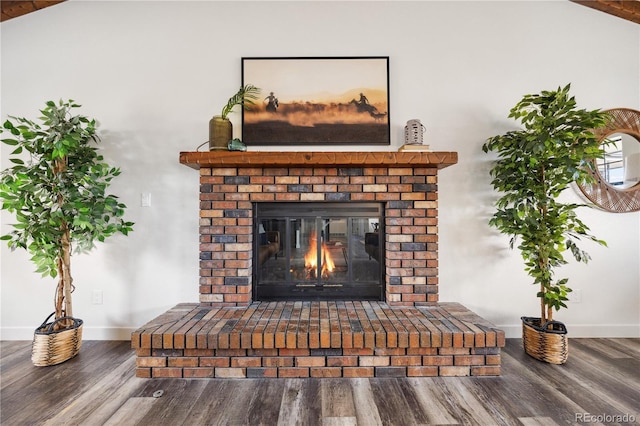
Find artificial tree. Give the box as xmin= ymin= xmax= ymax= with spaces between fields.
xmin=482 ymin=84 xmax=609 ymax=325
xmin=1 ymin=99 xmax=133 ymax=331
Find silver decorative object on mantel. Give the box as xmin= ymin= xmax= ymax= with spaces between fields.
xmin=404 ymin=119 xmax=425 ymax=145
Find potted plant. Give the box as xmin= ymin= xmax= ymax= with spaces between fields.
xmin=208 ymin=84 xmax=260 ymax=150
xmin=0 ymin=99 xmax=134 ymax=366
xmin=482 ymin=84 xmax=609 ymax=364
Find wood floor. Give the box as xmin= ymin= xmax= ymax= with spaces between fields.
xmin=1 ymin=339 xmax=639 ymax=425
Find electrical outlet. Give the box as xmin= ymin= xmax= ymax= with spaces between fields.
xmin=570 ymin=288 xmax=582 ymax=303
xmin=141 ymin=192 xmax=151 ymax=207
xmin=92 ymin=290 xmax=103 ymax=305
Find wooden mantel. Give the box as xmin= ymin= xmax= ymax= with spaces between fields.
xmin=179 ymin=151 xmax=458 ymax=170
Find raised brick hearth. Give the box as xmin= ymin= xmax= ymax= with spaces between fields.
xmin=132 ymin=302 xmax=504 ymax=378
xmin=132 ymin=151 xmax=506 ymax=378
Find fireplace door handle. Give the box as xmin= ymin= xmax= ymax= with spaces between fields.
xmin=295 ymin=284 xmax=344 ymax=288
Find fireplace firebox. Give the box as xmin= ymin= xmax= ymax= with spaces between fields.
xmin=255 ymin=202 xmax=384 ymax=301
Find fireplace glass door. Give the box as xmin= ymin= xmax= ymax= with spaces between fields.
xmin=255 ymin=203 xmax=383 ymax=301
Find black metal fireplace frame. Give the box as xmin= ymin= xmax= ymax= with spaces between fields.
xmin=253 ymin=202 xmax=385 ymax=301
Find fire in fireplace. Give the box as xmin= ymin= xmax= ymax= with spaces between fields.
xmin=303 ymin=230 xmax=335 ymax=279
xmin=254 ymin=202 xmax=384 ymax=301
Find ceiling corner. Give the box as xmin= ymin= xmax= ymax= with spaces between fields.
xmin=1 ymin=1 xmax=66 ymax=23
xmin=570 ymin=0 xmax=640 ymax=25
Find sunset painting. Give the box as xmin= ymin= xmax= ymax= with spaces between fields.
xmin=241 ymin=57 xmax=390 ymax=145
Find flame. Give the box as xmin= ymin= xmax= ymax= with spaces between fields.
xmin=304 ymin=231 xmax=335 ymax=278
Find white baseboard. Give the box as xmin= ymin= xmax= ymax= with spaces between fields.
xmin=499 ymin=324 xmax=640 ymax=339
xmin=1 ymin=327 xmax=135 ymax=341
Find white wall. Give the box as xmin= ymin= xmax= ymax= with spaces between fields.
xmin=1 ymin=1 xmax=638 ymax=339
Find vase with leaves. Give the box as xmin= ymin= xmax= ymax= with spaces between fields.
xmin=209 ymin=84 xmax=260 ymax=150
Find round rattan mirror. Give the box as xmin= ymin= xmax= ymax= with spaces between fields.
xmin=577 ymin=108 xmax=640 ymax=213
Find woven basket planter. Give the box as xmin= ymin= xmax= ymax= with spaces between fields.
xmin=521 ymin=316 xmax=568 ymax=365
xmin=31 ymin=314 xmax=83 ymax=367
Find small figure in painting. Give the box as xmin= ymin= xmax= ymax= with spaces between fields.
xmin=265 ymin=92 xmax=279 ymax=113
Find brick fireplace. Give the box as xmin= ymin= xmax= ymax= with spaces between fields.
xmin=189 ymin=151 xmax=453 ymax=306
xmin=131 ymin=151 xmax=505 ymax=378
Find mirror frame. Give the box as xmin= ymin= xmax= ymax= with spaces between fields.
xmin=577 ymin=108 xmax=640 ymax=213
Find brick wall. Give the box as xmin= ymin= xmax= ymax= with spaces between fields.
xmin=197 ymin=165 xmax=440 ymax=307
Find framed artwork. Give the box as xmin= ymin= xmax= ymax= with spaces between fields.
xmin=241 ymin=57 xmax=390 ymax=146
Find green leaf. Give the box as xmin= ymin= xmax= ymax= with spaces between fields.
xmin=1 ymin=138 xmax=19 ymax=145
xmin=220 ymin=84 xmax=261 ymax=119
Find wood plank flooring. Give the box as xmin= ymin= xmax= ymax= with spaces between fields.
xmin=1 ymin=339 xmax=639 ymax=425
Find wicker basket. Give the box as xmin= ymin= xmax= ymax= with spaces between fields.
xmin=521 ymin=316 xmax=568 ymax=364
xmin=31 ymin=314 xmax=83 ymax=367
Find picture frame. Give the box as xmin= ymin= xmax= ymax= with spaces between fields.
xmin=241 ymin=56 xmax=390 ymax=146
